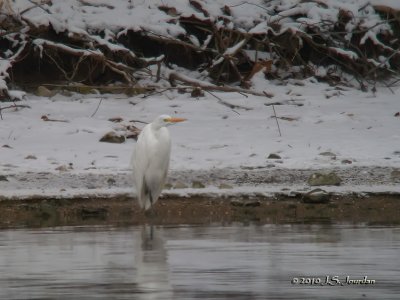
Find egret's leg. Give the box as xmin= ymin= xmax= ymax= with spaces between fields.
xmin=144 ymin=191 xmax=156 ymax=218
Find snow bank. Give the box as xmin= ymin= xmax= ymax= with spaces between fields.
xmin=0 ymin=80 xmax=399 ymax=198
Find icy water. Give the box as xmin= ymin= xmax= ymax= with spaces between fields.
xmin=0 ymin=224 xmax=399 ymax=300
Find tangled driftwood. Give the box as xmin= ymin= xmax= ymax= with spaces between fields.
xmin=0 ymin=0 xmax=399 ymax=99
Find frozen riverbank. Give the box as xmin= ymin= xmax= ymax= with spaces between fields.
xmin=1 ymin=80 xmax=399 ymax=200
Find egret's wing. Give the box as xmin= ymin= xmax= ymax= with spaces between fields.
xmin=145 ymin=127 xmax=171 ymax=200
xmin=131 ymin=125 xmax=151 ymax=209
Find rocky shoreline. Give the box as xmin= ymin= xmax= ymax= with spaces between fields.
xmin=1 ymin=166 xmax=399 ymax=200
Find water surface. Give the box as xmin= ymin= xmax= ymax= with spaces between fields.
xmin=0 ymin=224 xmax=399 ymax=299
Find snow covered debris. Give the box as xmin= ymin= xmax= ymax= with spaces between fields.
xmin=0 ymin=0 xmax=398 ymax=94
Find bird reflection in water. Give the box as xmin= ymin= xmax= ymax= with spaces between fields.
xmin=133 ymin=225 xmax=173 ymax=299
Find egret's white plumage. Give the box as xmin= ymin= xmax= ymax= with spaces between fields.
xmin=131 ymin=115 xmax=186 ymax=211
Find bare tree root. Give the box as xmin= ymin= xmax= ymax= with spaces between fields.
xmin=0 ymin=0 xmax=399 ymax=96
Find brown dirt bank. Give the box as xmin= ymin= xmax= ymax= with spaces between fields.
xmin=0 ymin=194 xmax=399 ymax=229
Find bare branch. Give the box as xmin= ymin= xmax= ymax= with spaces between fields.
xmin=0 ymin=104 xmax=31 ymax=120
xmin=271 ymin=105 xmax=282 ymax=137
xmin=90 ymin=98 xmax=103 ymax=118
xmin=168 ymin=72 xmax=269 ymax=97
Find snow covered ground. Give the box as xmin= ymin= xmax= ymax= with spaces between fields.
xmin=1 ymin=80 xmax=399 ymax=199
xmin=1 ymin=0 xmax=399 ymax=201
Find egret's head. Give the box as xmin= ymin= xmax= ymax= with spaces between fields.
xmin=153 ymin=114 xmax=187 ymax=129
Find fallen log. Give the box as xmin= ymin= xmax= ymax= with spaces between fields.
xmin=168 ymin=72 xmax=268 ymax=97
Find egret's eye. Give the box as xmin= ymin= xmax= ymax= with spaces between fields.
xmin=163 ymin=118 xmax=169 ymax=122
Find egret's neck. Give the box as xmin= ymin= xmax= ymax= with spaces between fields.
xmin=151 ymin=121 xmax=164 ymax=131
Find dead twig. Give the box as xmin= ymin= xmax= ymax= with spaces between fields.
xmin=204 ymin=90 xmax=240 ymax=115
xmin=129 ymin=119 xmax=149 ymax=125
xmin=0 ymin=104 xmax=31 ymax=120
xmin=26 ymin=0 xmax=51 ymax=14
xmin=90 ymin=98 xmax=103 ymax=117
xmin=41 ymin=115 xmax=69 ymax=122
xmin=141 ymin=88 xmax=170 ymax=99
xmin=264 ymin=99 xmax=304 ymax=107
xmin=271 ymin=105 xmax=282 ymax=137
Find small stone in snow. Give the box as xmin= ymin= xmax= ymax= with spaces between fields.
xmin=391 ymin=170 xmax=400 ymax=183
xmin=263 ymin=92 xmax=274 ymax=98
xmin=174 ymin=182 xmax=188 ymax=189
xmin=191 ymin=87 xmax=204 ymax=98
xmin=308 ymin=172 xmax=342 ymax=186
xmin=164 ymin=183 xmax=173 ymax=190
xmin=341 ymin=159 xmax=352 ymax=164
xmin=303 ymin=188 xmax=330 ymax=203
xmin=0 ymin=175 xmax=8 ymax=181
xmin=107 ymin=178 xmax=116 ymax=186
xmin=241 ymin=166 xmax=254 ymax=170
xmin=192 ymin=181 xmax=205 ymax=188
xmin=60 ymin=90 xmax=73 ymax=97
xmin=108 ymin=117 xmax=124 ymax=123
xmin=267 ymin=153 xmax=281 ymax=159
xmin=319 ymin=152 xmax=336 ymax=158
xmin=219 ymin=183 xmax=233 ymax=189
xmin=55 ymin=165 xmax=68 ymax=172
xmin=99 ymin=131 xmax=126 ymax=144
xmin=25 ymin=155 xmax=37 ymax=160
xmin=36 ymin=86 xmax=55 ymax=97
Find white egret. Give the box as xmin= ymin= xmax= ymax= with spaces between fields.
xmin=131 ymin=115 xmax=186 ymax=211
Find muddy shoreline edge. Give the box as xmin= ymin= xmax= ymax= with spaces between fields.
xmin=0 ymin=193 xmax=399 ymax=229
xmin=1 ymin=166 xmax=399 ymax=228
